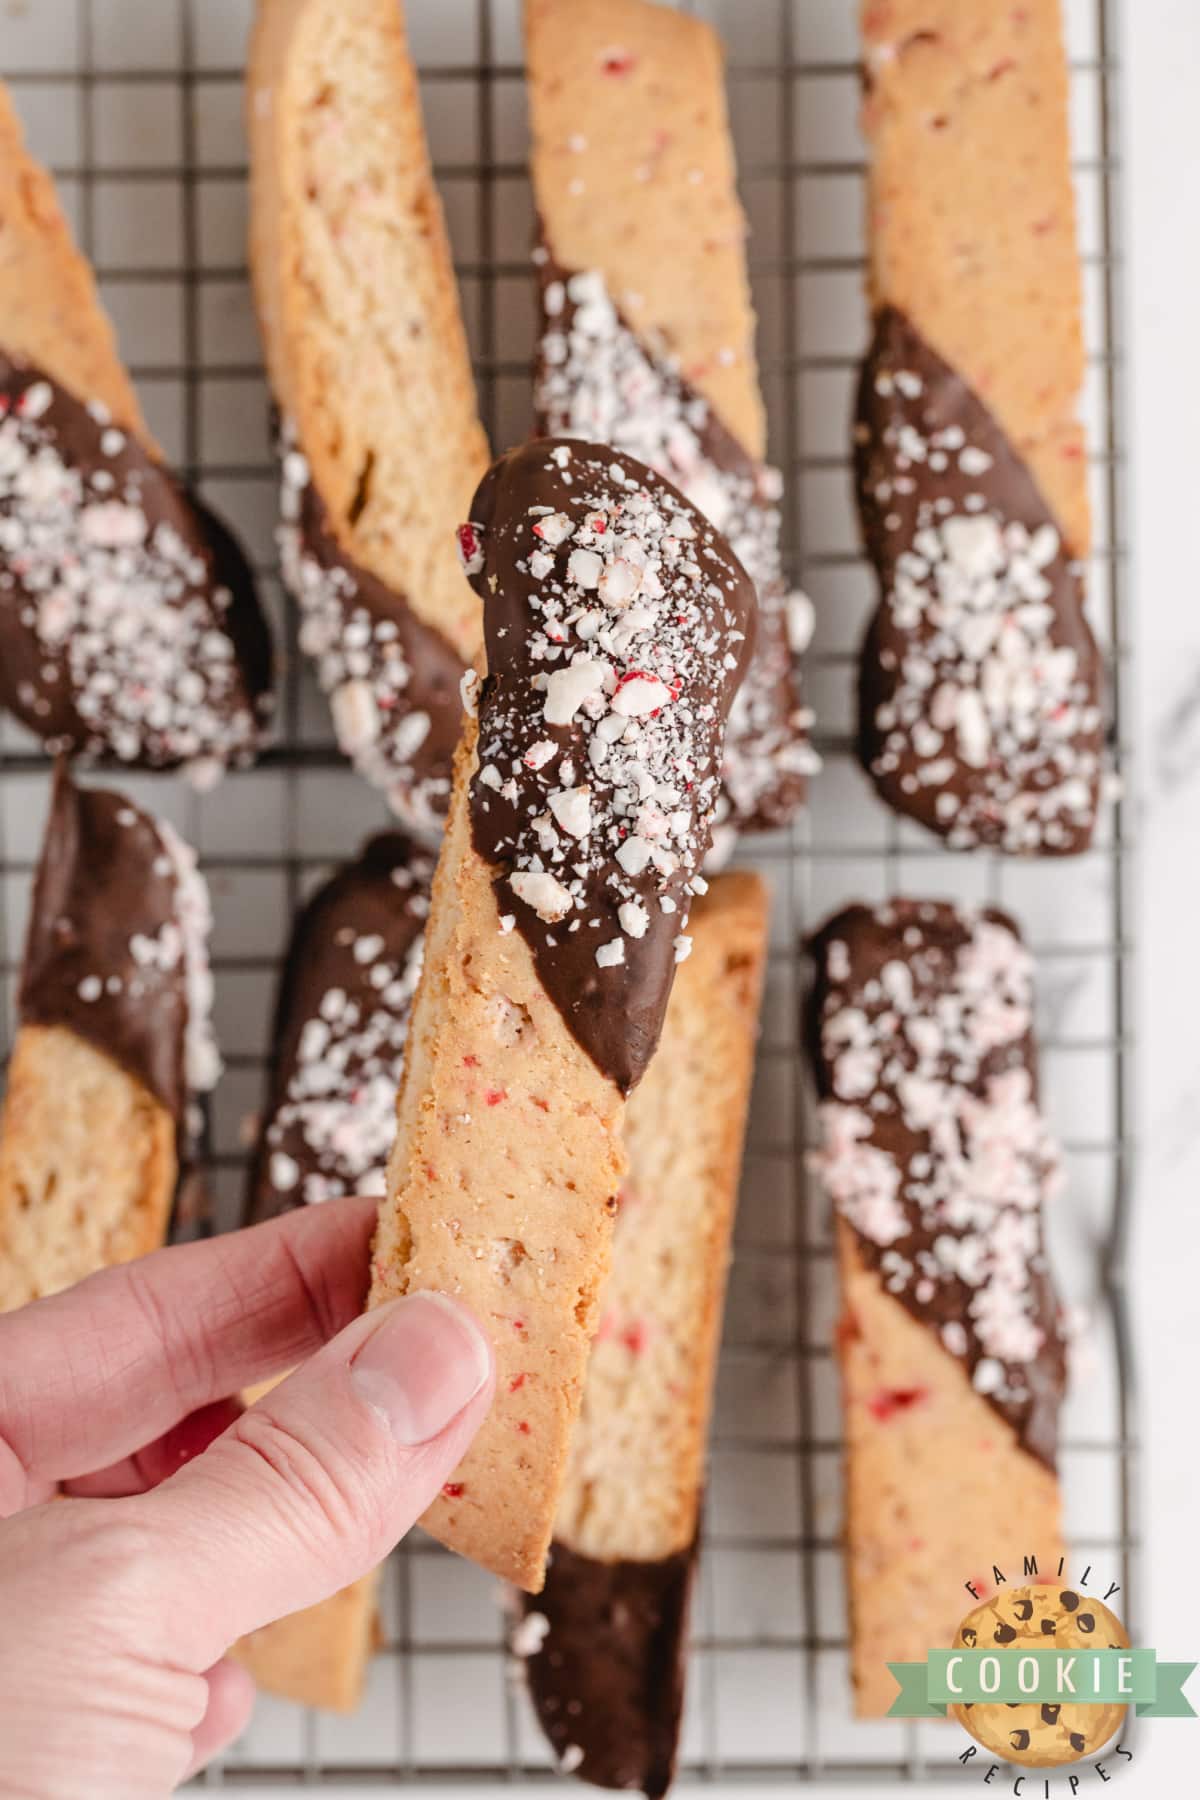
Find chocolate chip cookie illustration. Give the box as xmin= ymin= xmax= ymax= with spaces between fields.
xmin=950 ymin=1587 xmax=1129 ymax=1766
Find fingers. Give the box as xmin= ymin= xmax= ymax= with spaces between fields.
xmin=0 ymin=1197 xmax=375 ymax=1513
xmin=65 ymin=1399 xmax=244 ymax=1500
xmin=133 ymin=1292 xmax=494 ymax=1668
xmin=185 ymin=1660 xmax=257 ymax=1780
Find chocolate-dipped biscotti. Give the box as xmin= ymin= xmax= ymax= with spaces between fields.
xmin=233 ymin=835 xmax=434 ymax=1711
xmin=526 ymin=0 xmax=815 ymax=840
xmin=370 ymin=438 xmax=755 ymax=1591
xmin=0 ymin=768 xmax=220 ymax=1312
xmin=855 ymin=2 xmax=1102 ymax=853
xmin=247 ymin=833 xmax=434 ymax=1223
xmin=248 ymin=0 xmax=490 ymax=828
xmin=0 ymin=84 xmax=272 ymax=778
xmin=807 ymin=900 xmax=1067 ymax=1716
xmin=517 ymin=871 xmax=769 ymax=1795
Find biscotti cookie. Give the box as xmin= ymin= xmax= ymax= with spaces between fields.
xmin=246 ymin=833 xmax=435 ymax=1223
xmin=234 ymin=836 xmax=431 ymax=1713
xmin=370 ymin=437 xmax=755 ymax=1591
xmin=0 ymin=84 xmax=272 ymax=778
xmin=518 ymin=871 xmax=769 ymax=1795
xmin=807 ymin=900 xmax=1067 ymax=1716
xmin=855 ymin=2 xmax=1102 ymax=853
xmin=0 ymin=767 xmax=220 ymax=1312
xmin=233 ymin=1574 xmax=382 ymax=1712
xmin=526 ymin=0 xmax=815 ymax=839
xmin=248 ymin=0 xmax=490 ymax=828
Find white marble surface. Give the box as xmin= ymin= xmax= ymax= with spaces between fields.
xmin=1123 ymin=2 xmax=1200 ymax=1792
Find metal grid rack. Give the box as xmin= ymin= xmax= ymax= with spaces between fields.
xmin=0 ymin=0 xmax=1137 ymax=1787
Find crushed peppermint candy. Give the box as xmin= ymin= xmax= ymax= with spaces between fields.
xmin=278 ymin=422 xmax=463 ymax=831
xmin=0 ymin=356 xmax=271 ymax=775
xmin=534 ymin=263 xmax=816 ymax=830
xmin=808 ymin=900 xmax=1068 ymax=1467
xmin=253 ymin=839 xmax=434 ymax=1215
xmin=463 ymin=439 xmax=755 ymax=1092
xmin=855 ymin=308 xmax=1104 ymax=855
xmin=156 ymin=819 xmax=222 ymax=1096
xmin=509 ymin=1610 xmax=551 ymax=1659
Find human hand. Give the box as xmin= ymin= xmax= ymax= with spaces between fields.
xmin=0 ymin=1197 xmax=494 ymax=1799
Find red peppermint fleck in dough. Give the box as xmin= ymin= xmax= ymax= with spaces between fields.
xmin=442 ymin=1482 xmax=465 ymax=1500
xmin=509 ymin=1373 xmax=526 ymax=1393
xmin=867 ymin=1385 xmax=928 ymax=1422
xmin=485 ymin=1088 xmax=507 ymax=1106
xmin=599 ymin=45 xmax=635 ymax=76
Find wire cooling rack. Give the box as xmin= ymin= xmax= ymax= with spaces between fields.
xmin=0 ymin=0 xmax=1137 ymax=1787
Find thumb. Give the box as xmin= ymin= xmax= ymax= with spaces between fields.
xmin=134 ymin=1292 xmax=493 ymax=1667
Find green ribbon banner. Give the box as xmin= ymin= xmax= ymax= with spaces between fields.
xmin=887 ymin=1649 xmax=1197 ymax=1720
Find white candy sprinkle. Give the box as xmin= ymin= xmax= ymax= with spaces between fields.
xmin=567 ymin=547 xmax=603 ymax=588
xmin=533 ymin=511 xmax=573 ymax=546
xmin=548 ymin=786 xmax=592 ymax=838
xmin=510 ymin=1611 xmax=550 ymax=1658
xmin=510 ymin=870 xmax=574 ymax=922
xmin=542 ymin=657 xmax=607 ymax=725
xmin=618 ymin=900 xmax=648 ymax=938
xmin=615 ymin=835 xmax=653 ymax=875
xmin=612 ymin=674 xmax=671 ymax=717
xmin=595 ymin=939 xmax=626 ymax=968
xmin=270 ymin=1152 xmax=300 ymax=1192
xmin=597 ymin=556 xmax=641 ymax=607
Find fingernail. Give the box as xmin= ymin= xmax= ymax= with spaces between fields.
xmin=349 ymin=1292 xmax=492 ymax=1446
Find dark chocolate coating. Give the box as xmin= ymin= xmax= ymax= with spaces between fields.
xmin=464 ymin=437 xmax=755 ymax=1095
xmin=20 ymin=764 xmax=188 ymax=1117
xmin=284 ymin=470 xmax=465 ymax=826
xmin=855 ymin=307 xmax=1103 ymax=855
xmin=522 ymin=1541 xmax=695 ymax=1799
xmin=806 ymin=899 xmax=1067 ymax=1469
xmin=534 ymin=251 xmax=810 ymax=831
xmin=0 ymin=353 xmax=273 ymax=769
xmin=245 ymin=833 xmax=433 ymax=1224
